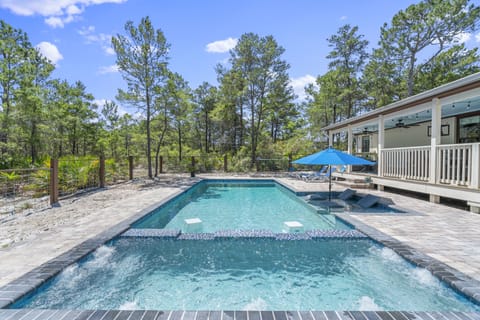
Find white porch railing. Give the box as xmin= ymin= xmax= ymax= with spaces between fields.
xmin=380 ymin=143 xmax=480 ymax=188
xmin=437 ymin=143 xmax=475 ymax=186
xmin=381 ymin=146 xmax=430 ymax=181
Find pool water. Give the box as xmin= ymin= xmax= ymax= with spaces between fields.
xmin=13 ymin=238 xmax=480 ymax=311
xmin=134 ymin=181 xmax=350 ymax=232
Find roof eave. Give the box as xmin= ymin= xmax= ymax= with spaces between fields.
xmin=322 ymin=72 xmax=480 ymax=132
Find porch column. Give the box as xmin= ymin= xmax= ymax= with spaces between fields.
xmin=471 ymin=143 xmax=479 ymax=189
xmin=429 ymin=98 xmax=441 ymax=185
xmin=377 ymin=115 xmax=384 ymax=177
xmin=347 ymin=125 xmax=353 ymax=173
xmin=329 ymin=131 xmax=334 ymax=147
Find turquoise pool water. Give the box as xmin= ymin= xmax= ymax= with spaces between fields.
xmin=134 ymin=181 xmax=350 ymax=232
xmin=13 ymin=238 xmax=480 ymax=311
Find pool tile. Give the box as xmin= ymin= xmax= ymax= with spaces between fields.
xmin=388 ymin=312 xmax=408 ymax=320
xmin=235 ymin=311 xmax=247 ymax=320
xmin=121 ymin=229 xmax=181 ymax=238
xmin=261 ymin=311 xmax=274 ymax=320
xmin=156 ymin=311 xmax=172 ymax=320
xmin=196 ymin=311 xmax=209 ymax=320
xmin=286 ymin=311 xmax=301 ymax=320
xmin=114 ymin=311 xmax=133 ymax=320
xmin=170 ymin=311 xmax=184 ymax=320
xmin=311 ymin=311 xmax=329 ymax=320
xmin=397 ymin=312 xmax=417 ymax=320
xmin=83 ymin=310 xmax=107 ymax=320
xmin=101 ymin=310 xmax=121 ymax=320
xmin=177 ymin=233 xmax=215 ymax=240
xmin=248 ymin=311 xmax=261 ymax=320
xmin=347 ymin=311 xmax=367 ymax=320
xmin=274 ymin=311 xmax=287 ymax=320
xmin=373 ymin=312 xmax=394 ymax=320
xmin=223 ymin=311 xmax=235 ymax=320
xmin=298 ymin=311 xmax=314 ymax=320
xmin=73 ymin=310 xmax=95 ymax=320
xmin=129 ymin=310 xmax=146 ymax=319
xmin=362 ymin=312 xmax=381 ymax=320
xmin=209 ymin=311 xmax=222 ymax=320
xmin=183 ymin=311 xmax=196 ymax=320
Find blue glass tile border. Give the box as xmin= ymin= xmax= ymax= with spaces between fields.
xmin=120 ymin=228 xmax=368 ymax=240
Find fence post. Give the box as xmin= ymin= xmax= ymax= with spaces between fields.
xmin=50 ymin=158 xmax=59 ymax=205
xmin=256 ymin=158 xmax=260 ymax=172
xmin=160 ymin=156 xmax=163 ymax=174
xmin=224 ymin=154 xmax=228 ymax=172
xmin=128 ymin=156 xmax=134 ymax=180
xmin=288 ymin=154 xmax=293 ymax=171
xmin=191 ymin=156 xmax=196 ymax=177
xmin=99 ymin=156 xmax=105 ymax=188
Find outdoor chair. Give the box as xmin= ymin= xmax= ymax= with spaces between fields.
xmin=306 ymin=188 xmax=356 ymax=209
xmin=354 ymin=194 xmax=380 ymax=209
xmin=303 ymin=166 xmax=336 ymax=182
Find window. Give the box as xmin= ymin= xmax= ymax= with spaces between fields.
xmin=361 ymin=136 xmax=370 ymax=153
xmin=458 ymin=115 xmax=480 ymax=143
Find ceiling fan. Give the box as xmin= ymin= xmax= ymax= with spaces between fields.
xmin=361 ymin=127 xmax=376 ymax=134
xmin=395 ymin=119 xmax=419 ymax=128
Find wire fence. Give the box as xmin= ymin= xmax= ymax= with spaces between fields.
xmin=0 ymin=154 xmax=296 ymax=216
xmin=0 ymin=168 xmax=50 ymax=215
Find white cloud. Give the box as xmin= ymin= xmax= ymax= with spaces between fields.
xmin=290 ymin=74 xmax=316 ymax=101
xmin=98 ymin=64 xmax=119 ymax=74
xmin=36 ymin=41 xmax=63 ymax=65
xmin=206 ymin=37 xmax=238 ymax=53
xmin=340 ymin=15 xmax=347 ymax=20
xmin=0 ymin=0 xmax=127 ymax=28
xmin=476 ymin=32 xmax=480 ymax=43
xmin=45 ymin=16 xmax=64 ymax=28
xmin=78 ymin=25 xmax=114 ymax=55
xmin=454 ymin=32 xmax=471 ymax=44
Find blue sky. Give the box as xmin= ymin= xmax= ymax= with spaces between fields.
xmin=1 ymin=0 xmax=479 ymax=114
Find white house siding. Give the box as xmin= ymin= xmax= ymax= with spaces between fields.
xmin=355 ymin=117 xmax=456 ymax=152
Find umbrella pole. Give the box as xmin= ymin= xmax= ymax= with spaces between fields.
xmin=328 ymin=165 xmax=332 ymax=201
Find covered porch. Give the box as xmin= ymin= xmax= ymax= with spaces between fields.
xmin=324 ymin=73 xmax=480 ymax=212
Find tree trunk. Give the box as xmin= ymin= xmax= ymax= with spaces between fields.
xmin=407 ymin=55 xmax=416 ymax=97
xmin=205 ymin=110 xmax=209 ymax=153
xmin=146 ymin=90 xmax=152 ymax=178
xmin=239 ymin=98 xmax=244 ymax=146
xmin=30 ymin=122 xmax=37 ymax=164
xmin=178 ymin=125 xmax=182 ymax=162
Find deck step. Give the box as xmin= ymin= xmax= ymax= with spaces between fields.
xmin=335 ymin=180 xmax=372 ymax=189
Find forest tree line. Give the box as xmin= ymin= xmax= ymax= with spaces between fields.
xmin=1 ymin=0 xmax=479 ymax=176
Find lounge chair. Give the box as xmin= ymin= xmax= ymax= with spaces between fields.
xmin=303 ymin=166 xmax=336 ymax=182
xmin=306 ymin=188 xmax=356 ymax=209
xmin=305 ymin=193 xmax=327 ymax=201
xmin=355 ymin=194 xmax=380 ymax=209
xmin=338 ymin=188 xmax=356 ymax=201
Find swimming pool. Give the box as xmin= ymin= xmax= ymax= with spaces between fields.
xmin=12 ymin=238 xmax=480 ymax=311
xmin=134 ymin=180 xmax=350 ymax=232
xmin=5 ymin=179 xmax=480 ymax=315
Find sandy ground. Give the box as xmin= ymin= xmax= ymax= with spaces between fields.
xmin=0 ymin=175 xmax=194 ymax=250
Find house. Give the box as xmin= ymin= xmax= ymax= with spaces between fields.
xmin=323 ymin=72 xmax=480 ymax=212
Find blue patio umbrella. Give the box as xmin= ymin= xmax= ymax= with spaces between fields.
xmin=293 ymin=146 xmax=375 ymax=200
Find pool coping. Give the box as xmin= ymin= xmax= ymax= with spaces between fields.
xmin=0 ymin=178 xmax=479 ymax=318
